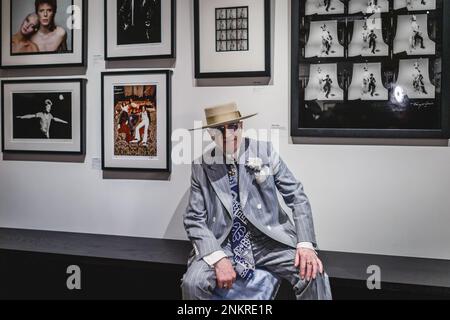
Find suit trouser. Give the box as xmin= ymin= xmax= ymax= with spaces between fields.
xmin=181 ymin=224 xmax=313 ymax=300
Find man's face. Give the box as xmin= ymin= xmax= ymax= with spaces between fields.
xmin=37 ymin=3 xmax=54 ymax=27
xmin=209 ymin=122 xmax=243 ymax=156
xmin=45 ymin=104 xmax=52 ymax=113
xmin=21 ymin=14 xmax=39 ymax=36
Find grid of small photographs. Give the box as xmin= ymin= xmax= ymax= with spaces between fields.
xmin=216 ymin=6 xmax=249 ymax=52
xmin=298 ymin=0 xmax=442 ymax=130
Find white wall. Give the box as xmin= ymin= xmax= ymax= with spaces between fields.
xmin=1 ymin=0 xmax=450 ymax=260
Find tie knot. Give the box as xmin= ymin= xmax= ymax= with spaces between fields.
xmin=227 ymin=163 xmax=237 ymax=176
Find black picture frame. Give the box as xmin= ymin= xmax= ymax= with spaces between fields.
xmin=291 ymin=0 xmax=450 ymax=139
xmin=194 ymin=0 xmax=271 ymax=79
xmin=104 ymin=0 xmax=176 ymax=61
xmin=0 ymin=0 xmax=88 ymax=69
xmin=1 ymin=78 xmax=87 ymax=155
xmin=101 ymin=70 xmax=172 ymax=173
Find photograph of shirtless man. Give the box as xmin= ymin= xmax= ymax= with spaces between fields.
xmin=14 ymin=94 xmax=72 ymax=140
xmin=11 ymin=0 xmax=71 ymax=55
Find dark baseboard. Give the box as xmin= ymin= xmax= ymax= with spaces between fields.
xmin=0 ymin=228 xmax=449 ymax=300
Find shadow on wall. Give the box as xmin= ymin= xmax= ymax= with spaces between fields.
xmin=163 ymin=188 xmax=190 ymax=240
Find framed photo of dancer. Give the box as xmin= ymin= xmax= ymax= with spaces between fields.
xmin=1 ymin=0 xmax=87 ymax=68
xmin=104 ymin=0 xmax=176 ymax=60
xmin=194 ymin=0 xmax=271 ymax=79
xmin=1 ymin=79 xmax=86 ymax=154
xmin=291 ymin=0 xmax=450 ymax=139
xmin=101 ymin=70 xmax=172 ymax=172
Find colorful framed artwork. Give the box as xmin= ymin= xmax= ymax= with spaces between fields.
xmin=101 ymin=70 xmax=172 ymax=172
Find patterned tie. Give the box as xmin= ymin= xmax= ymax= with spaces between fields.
xmin=227 ymin=163 xmax=255 ymax=281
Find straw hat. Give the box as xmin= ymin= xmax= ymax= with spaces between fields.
xmin=190 ymin=102 xmax=257 ymax=131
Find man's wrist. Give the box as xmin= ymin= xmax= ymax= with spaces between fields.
xmin=203 ymin=250 xmax=228 ymax=267
xmin=297 ymin=242 xmax=317 ymax=255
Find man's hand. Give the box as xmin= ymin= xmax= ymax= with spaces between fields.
xmin=214 ymin=257 xmax=236 ymax=290
xmin=294 ymin=248 xmax=324 ymax=281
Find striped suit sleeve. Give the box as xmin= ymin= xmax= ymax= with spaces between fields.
xmin=183 ymin=164 xmax=223 ymax=260
xmin=268 ymin=142 xmax=317 ymax=247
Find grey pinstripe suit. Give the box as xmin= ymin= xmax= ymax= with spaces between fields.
xmin=181 ymin=138 xmax=320 ymax=300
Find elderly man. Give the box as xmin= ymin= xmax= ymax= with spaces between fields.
xmin=181 ymin=103 xmax=330 ymax=300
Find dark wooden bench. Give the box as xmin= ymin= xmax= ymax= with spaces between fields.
xmin=1 ymin=228 xmax=449 ymax=300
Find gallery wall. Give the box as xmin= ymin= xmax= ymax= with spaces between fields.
xmin=1 ymin=0 xmax=450 ymax=260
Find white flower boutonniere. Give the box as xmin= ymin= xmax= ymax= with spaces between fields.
xmin=245 ymin=157 xmax=272 ymax=184
xmin=246 ymin=157 xmax=263 ymax=171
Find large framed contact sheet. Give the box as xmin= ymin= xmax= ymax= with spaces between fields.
xmin=291 ymin=0 xmax=450 ymax=139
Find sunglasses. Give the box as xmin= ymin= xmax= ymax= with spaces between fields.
xmin=210 ymin=122 xmax=242 ymax=136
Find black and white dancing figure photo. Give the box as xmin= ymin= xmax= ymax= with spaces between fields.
xmin=394 ymin=0 xmax=437 ymax=11
xmin=348 ymin=18 xmax=389 ymax=57
xmin=305 ymin=64 xmax=344 ymax=101
xmin=395 ymin=59 xmax=435 ymax=100
xmin=117 ymin=0 xmax=161 ymax=45
xmin=305 ymin=20 xmax=344 ymax=58
xmin=15 ymin=98 xmax=69 ymax=139
xmin=181 ymin=103 xmax=332 ymax=300
xmin=348 ymin=0 xmax=389 ymax=14
xmin=2 ymin=80 xmax=84 ymax=154
xmin=304 ymin=0 xmax=345 ymax=15
xmin=348 ymin=17 xmax=389 ymax=57
xmin=394 ymin=14 xmax=436 ymax=55
xmin=348 ymin=63 xmax=388 ymax=100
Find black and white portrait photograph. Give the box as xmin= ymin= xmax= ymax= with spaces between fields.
xmin=348 ymin=0 xmax=390 ymax=14
xmin=1 ymin=79 xmax=85 ymax=154
xmin=348 ymin=17 xmax=389 ymax=56
xmin=394 ymin=0 xmax=437 ymax=11
xmin=348 ymin=63 xmax=388 ymax=100
xmin=13 ymin=93 xmax=72 ymax=140
xmin=105 ymin=0 xmax=175 ymax=60
xmin=1 ymin=0 xmax=86 ymax=68
xmin=117 ymin=0 xmax=161 ymax=45
xmin=304 ymin=0 xmax=345 ymax=16
xmin=395 ymin=59 xmax=435 ymax=99
xmin=393 ymin=14 xmax=436 ymax=55
xmin=305 ymin=63 xmax=344 ymax=101
xmin=305 ymin=20 xmax=345 ymax=58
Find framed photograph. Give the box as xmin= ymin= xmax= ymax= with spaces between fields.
xmin=101 ymin=70 xmax=172 ymax=172
xmin=291 ymin=0 xmax=450 ymax=139
xmin=105 ymin=0 xmax=176 ymax=60
xmin=194 ymin=0 xmax=271 ymax=78
xmin=1 ymin=79 xmax=86 ymax=154
xmin=1 ymin=0 xmax=87 ymax=68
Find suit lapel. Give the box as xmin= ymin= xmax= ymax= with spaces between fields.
xmin=203 ymin=162 xmax=233 ymax=219
xmin=238 ymin=138 xmax=253 ymax=210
